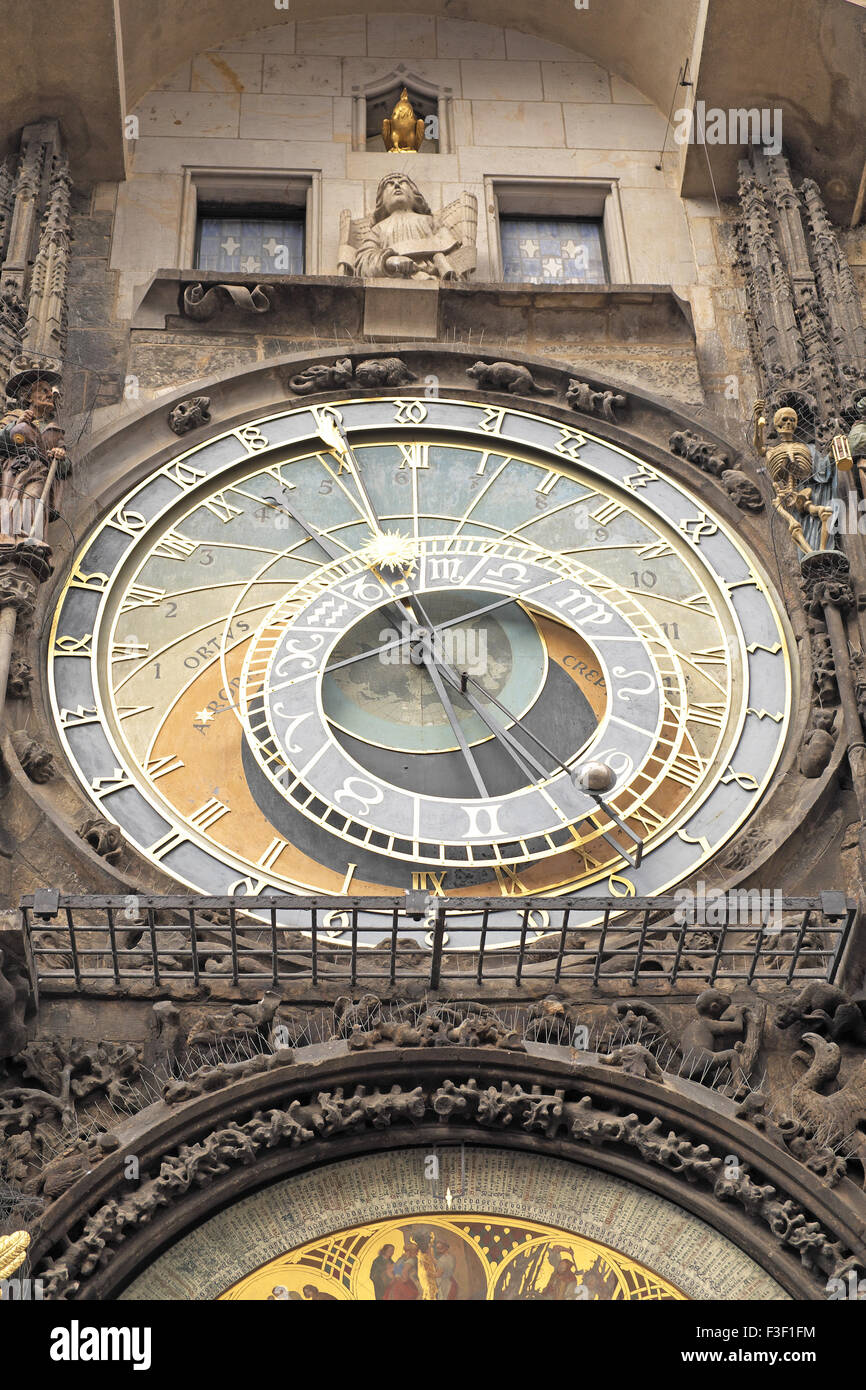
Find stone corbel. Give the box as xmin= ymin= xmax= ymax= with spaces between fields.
xmin=182 ymin=282 xmax=270 ymax=321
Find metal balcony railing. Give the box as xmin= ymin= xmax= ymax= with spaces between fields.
xmin=18 ymin=891 xmax=856 ymax=993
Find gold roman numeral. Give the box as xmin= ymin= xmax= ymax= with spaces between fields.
xmin=202 ymin=491 xmax=244 ymax=523
xmin=152 ymin=530 xmax=198 ymax=560
xmin=412 ymin=871 xmax=446 ymax=894
xmin=397 ymin=443 xmax=429 ymax=470
xmin=150 ymin=797 xmax=230 ymax=859
xmin=119 ymin=583 xmax=165 ymax=613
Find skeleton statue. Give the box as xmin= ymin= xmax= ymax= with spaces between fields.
xmin=0 ymin=368 xmax=68 ymax=559
xmin=752 ymin=400 xmax=832 ymax=554
xmin=339 ymin=173 xmax=477 ymax=282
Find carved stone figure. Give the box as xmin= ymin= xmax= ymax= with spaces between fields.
xmin=791 ymin=1033 xmax=866 ymax=1185
xmin=35 ymin=1133 xmax=120 ymax=1200
xmin=382 ymin=87 xmax=425 ymax=154
xmin=9 ymin=729 xmax=54 ymax=782
xmin=753 ymin=400 xmax=832 ymax=553
xmin=354 ymin=356 xmax=417 ymax=388
xmin=800 ymin=548 xmax=855 ymax=616
xmin=611 ymin=991 xmax=764 ymax=1085
xmin=334 ymin=998 xmax=524 ymax=1052
xmin=0 ymin=947 xmax=29 ymax=1059
xmin=287 ymin=358 xmax=355 ymax=395
xmin=466 ymin=360 xmax=554 ymax=395
xmin=168 ymin=396 xmax=211 ymax=436
xmin=162 ymin=1049 xmax=292 ymax=1105
xmin=77 ymin=817 xmax=124 ymax=863
xmin=810 ymin=622 xmax=836 ymax=702
xmin=5 ymin=656 xmax=32 ymax=698
xmin=721 ymin=468 xmax=765 ymax=511
xmin=287 ymin=355 xmax=416 ymax=396
xmin=668 ymin=427 xmax=730 ymax=476
xmin=777 ymin=984 xmax=866 ymax=1044
xmin=333 ymin=994 xmax=382 ymax=1038
xmin=524 ymin=996 xmax=572 ymax=1044
xmin=565 ymin=378 xmax=626 ymax=419
xmin=339 ymin=173 xmax=477 ymax=281
xmin=605 ymin=1044 xmax=665 ymax=1081
xmin=852 ymin=650 xmax=866 ymax=730
xmin=182 ymin=283 xmax=270 ymax=320
xmin=187 ymin=991 xmax=283 ymax=1049
xmin=798 ymin=709 xmax=837 ymax=778
xmin=0 ymin=1036 xmax=142 ymax=1188
xmin=0 ymin=368 xmax=68 ymax=570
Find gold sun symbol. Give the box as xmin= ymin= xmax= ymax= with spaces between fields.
xmin=361 ymin=530 xmax=418 ymax=574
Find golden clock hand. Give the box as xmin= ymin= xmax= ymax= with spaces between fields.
xmin=459 ymin=669 xmax=643 ymax=868
xmin=315 ymin=408 xmax=382 ymax=536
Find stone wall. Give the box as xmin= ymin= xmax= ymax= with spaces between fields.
xmin=64 ymin=13 xmax=761 ymax=438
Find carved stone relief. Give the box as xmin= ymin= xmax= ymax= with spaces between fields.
xmin=339 ymin=174 xmax=477 ymax=281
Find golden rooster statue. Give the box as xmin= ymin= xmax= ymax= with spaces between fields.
xmin=382 ymin=88 xmax=425 ymax=154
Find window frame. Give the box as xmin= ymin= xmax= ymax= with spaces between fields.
xmin=484 ymin=177 xmax=630 ymax=286
xmin=178 ymin=169 xmax=322 ymax=275
xmin=194 ymin=203 xmax=307 ymax=275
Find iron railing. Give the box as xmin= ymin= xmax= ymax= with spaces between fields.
xmin=18 ymin=891 xmax=856 ymax=992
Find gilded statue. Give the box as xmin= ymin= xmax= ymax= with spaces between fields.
xmin=0 ymin=1231 xmax=30 ymax=1294
xmin=382 ymin=88 xmax=425 ymax=154
xmin=752 ymin=400 xmax=831 ymax=554
xmin=0 ymin=367 xmax=68 ymax=554
xmin=339 ymin=173 xmax=477 ymax=282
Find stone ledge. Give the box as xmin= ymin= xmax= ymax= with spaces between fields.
xmin=131 ymin=269 xmax=695 ymax=345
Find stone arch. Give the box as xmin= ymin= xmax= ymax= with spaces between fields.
xmin=27 ymin=1047 xmax=866 ymax=1300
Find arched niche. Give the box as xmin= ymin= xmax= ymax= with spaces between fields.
xmin=351 ymin=66 xmax=454 ymax=154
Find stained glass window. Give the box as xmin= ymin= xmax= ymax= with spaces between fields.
xmin=196 ymin=212 xmax=305 ymax=274
xmin=499 ymin=217 xmax=606 ymax=285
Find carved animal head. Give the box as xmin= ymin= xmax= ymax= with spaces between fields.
xmin=721 ymin=468 xmax=763 ymax=511
xmin=695 ymin=988 xmax=732 ymax=1019
xmin=793 ymin=1030 xmax=840 ymax=1076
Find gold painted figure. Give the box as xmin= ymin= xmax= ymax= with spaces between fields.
xmin=382 ymin=88 xmax=425 ymax=154
xmin=0 ymin=1231 xmax=30 ymax=1295
xmin=752 ymin=400 xmax=832 ymax=554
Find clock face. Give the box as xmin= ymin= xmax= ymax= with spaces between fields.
xmin=48 ymin=395 xmax=792 ymax=946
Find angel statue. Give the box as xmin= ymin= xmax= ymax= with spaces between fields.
xmin=338 ymin=173 xmax=477 ymax=282
xmin=752 ymin=400 xmax=832 ymax=554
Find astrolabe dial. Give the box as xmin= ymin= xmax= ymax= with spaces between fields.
xmin=48 ymin=396 xmax=792 ymax=946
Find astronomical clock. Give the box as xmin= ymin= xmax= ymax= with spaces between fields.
xmin=47 ymin=394 xmax=792 ymax=945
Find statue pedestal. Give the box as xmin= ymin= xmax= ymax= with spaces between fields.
xmin=363 ymin=280 xmax=439 ymax=340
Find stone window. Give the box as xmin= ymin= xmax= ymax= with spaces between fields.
xmin=178 ymin=171 xmax=321 ymax=274
xmin=486 ymin=179 xmax=631 ymax=285
xmin=195 ymin=208 xmax=305 ymax=275
xmin=499 ymin=217 xmax=607 ymax=285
